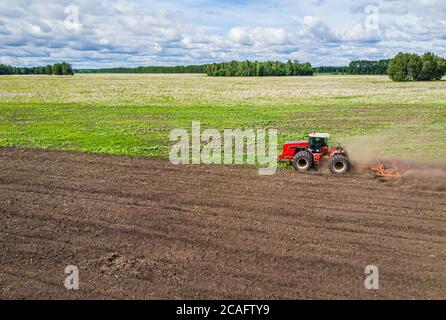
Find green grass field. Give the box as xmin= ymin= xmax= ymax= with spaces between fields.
xmin=0 ymin=74 xmax=445 ymax=160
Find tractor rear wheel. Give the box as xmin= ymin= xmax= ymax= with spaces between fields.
xmin=328 ymin=154 xmax=351 ymax=175
xmin=291 ymin=151 xmax=314 ymax=172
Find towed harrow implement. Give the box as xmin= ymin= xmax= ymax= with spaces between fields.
xmin=359 ymin=161 xmax=401 ymax=180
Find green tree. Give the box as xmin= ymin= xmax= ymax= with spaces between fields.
xmin=407 ymin=54 xmax=422 ymax=80
xmin=60 ymin=62 xmax=74 ymax=75
xmin=388 ymin=52 xmax=445 ymax=81
xmin=388 ymin=53 xmax=407 ymax=81
xmin=53 ymin=63 xmax=63 ymax=75
xmin=203 ymin=60 xmax=314 ymax=77
xmin=418 ymin=52 xmax=445 ymax=81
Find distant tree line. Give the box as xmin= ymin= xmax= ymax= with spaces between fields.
xmin=204 ymin=60 xmax=314 ymax=76
xmin=78 ymin=61 xmax=315 ymax=76
xmin=0 ymin=62 xmax=73 ymax=75
xmin=312 ymin=61 xmax=389 ymax=76
xmin=311 ymin=62 xmax=388 ymax=75
xmin=347 ymin=59 xmax=390 ymax=75
xmin=3 ymin=54 xmax=443 ymax=81
xmin=388 ymin=52 xmax=446 ymax=81
xmin=314 ymin=66 xmax=348 ymax=74
xmin=77 ymin=65 xmax=205 ymax=74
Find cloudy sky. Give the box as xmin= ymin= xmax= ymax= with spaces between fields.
xmin=0 ymin=0 xmax=445 ymax=68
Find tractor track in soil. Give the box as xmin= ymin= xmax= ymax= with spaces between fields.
xmin=0 ymin=147 xmax=445 ymax=299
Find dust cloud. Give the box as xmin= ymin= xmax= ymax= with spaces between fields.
xmin=340 ymin=134 xmax=446 ymax=191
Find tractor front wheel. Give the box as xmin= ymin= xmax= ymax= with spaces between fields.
xmin=328 ymin=154 xmax=351 ymax=175
xmin=291 ymin=151 xmax=314 ymax=172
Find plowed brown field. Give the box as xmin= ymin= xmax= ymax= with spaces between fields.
xmin=1 ymin=147 xmax=445 ymax=299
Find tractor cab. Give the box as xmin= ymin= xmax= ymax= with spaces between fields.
xmin=308 ymin=133 xmax=329 ymax=154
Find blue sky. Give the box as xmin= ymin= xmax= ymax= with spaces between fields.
xmin=0 ymin=0 xmax=445 ymax=68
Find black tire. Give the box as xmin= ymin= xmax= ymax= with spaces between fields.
xmin=328 ymin=154 xmax=351 ymax=175
xmin=291 ymin=151 xmax=314 ymax=172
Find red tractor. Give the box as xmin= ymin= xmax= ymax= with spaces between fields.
xmin=278 ymin=133 xmax=352 ymax=175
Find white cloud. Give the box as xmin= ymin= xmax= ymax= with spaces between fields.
xmin=0 ymin=0 xmax=445 ymax=68
xmin=300 ymin=16 xmax=340 ymax=42
xmin=342 ymin=22 xmax=381 ymax=42
xmin=227 ymin=27 xmax=254 ymax=46
xmin=227 ymin=27 xmax=289 ymax=46
xmin=312 ymin=0 xmax=327 ymax=6
xmin=251 ymin=27 xmax=289 ymax=45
